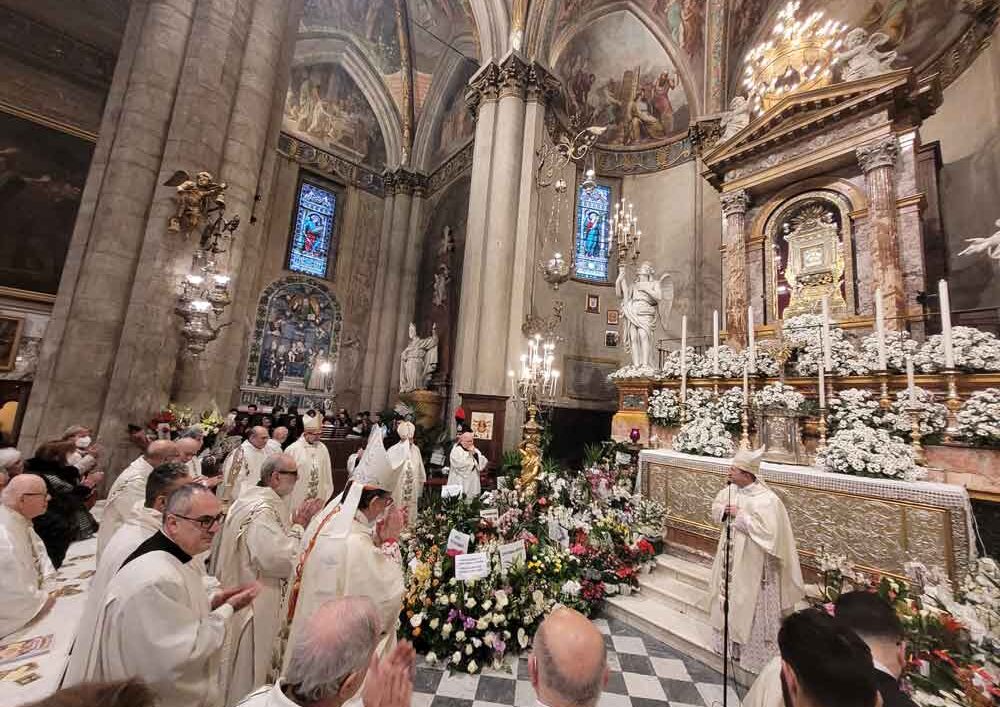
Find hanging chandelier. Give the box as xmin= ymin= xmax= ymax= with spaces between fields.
xmin=609 ymin=197 xmax=642 ymax=265
xmin=743 ymin=0 xmax=847 ymax=114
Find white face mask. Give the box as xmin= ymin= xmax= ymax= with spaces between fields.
xmin=76 ymin=436 xmax=92 ymax=449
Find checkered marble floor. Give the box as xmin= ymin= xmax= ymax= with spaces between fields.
xmin=412 ymin=616 xmax=742 ymax=707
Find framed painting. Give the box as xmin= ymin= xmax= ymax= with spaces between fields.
xmin=470 ymin=412 xmax=494 ymax=441
xmin=607 ymin=309 xmax=620 ymax=325
xmin=586 ymin=294 xmax=600 ymax=313
xmin=0 ymin=316 xmax=24 ymax=372
xmin=605 ymin=330 xmax=619 ymax=348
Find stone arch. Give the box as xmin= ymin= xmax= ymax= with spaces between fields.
xmin=749 ymin=177 xmax=869 ymax=242
xmin=467 ymin=0 xmax=508 ymax=62
xmin=411 ymin=46 xmax=477 ymax=172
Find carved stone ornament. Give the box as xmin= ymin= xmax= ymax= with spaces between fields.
xmin=465 ymin=63 xmax=502 ymax=115
xmin=834 ymin=28 xmax=898 ymax=83
xmin=781 ymin=203 xmax=848 ymax=317
xmin=498 ymin=53 xmax=531 ymax=99
xmin=386 ymin=168 xmax=427 ymax=197
xmin=856 ymin=137 xmax=899 ymax=173
xmin=720 ymin=190 xmax=751 ymax=217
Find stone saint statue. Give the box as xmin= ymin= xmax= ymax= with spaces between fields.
xmin=399 ymin=322 xmax=439 ymax=393
xmin=835 ymin=28 xmax=897 ymax=82
xmin=615 ymin=261 xmax=674 ymax=371
xmin=720 ymin=95 xmax=750 ymax=141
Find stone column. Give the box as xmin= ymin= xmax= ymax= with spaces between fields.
xmin=857 ymin=136 xmax=905 ymax=327
xmin=721 ymin=189 xmax=750 ymax=347
xmin=389 ymin=181 xmax=427 ymax=395
xmin=360 ymin=189 xmax=397 ymax=410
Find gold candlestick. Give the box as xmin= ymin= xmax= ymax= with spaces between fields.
xmin=741 ymin=405 xmax=751 ymax=449
xmin=943 ymin=368 xmax=962 ymax=442
xmin=907 ymin=404 xmax=926 ymax=466
xmin=817 ymin=407 xmax=828 ymax=454
xmin=712 ymin=374 xmax=721 ymax=397
xmin=878 ymin=370 xmax=891 ymax=410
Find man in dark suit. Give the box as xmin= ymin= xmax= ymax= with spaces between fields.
xmin=835 ymin=591 xmax=918 ymax=707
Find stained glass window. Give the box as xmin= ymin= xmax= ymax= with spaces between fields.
xmin=574 ymin=183 xmax=612 ymax=282
xmin=288 ymin=179 xmax=338 ymax=278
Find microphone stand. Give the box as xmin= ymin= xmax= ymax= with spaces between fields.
xmin=722 ymin=483 xmax=734 ymax=707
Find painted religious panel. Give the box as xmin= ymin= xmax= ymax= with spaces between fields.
xmin=408 ymin=0 xmax=478 ymax=120
xmin=0 ymin=110 xmax=93 ymax=296
xmin=574 ymin=183 xmax=612 ymax=282
xmin=554 ymin=11 xmax=692 ymax=149
xmin=429 ymin=62 xmax=477 ymax=167
xmin=287 ymin=175 xmax=340 ymax=279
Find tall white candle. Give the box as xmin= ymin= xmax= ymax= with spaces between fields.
xmin=712 ymin=310 xmax=720 ymax=375
xmin=874 ymin=287 xmax=887 ymax=371
xmin=743 ymin=363 xmax=749 ymax=405
xmin=821 ymin=296 xmax=832 ymax=372
xmin=748 ymin=306 xmax=756 ymax=374
xmin=818 ymin=359 xmax=826 ymax=409
xmin=939 ymin=279 xmax=955 ymax=369
xmin=906 ymin=356 xmax=916 ymax=405
xmin=680 ymin=315 xmax=687 ymax=402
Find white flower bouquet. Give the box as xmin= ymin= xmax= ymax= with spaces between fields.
xmin=672 ymin=416 xmax=736 ymax=457
xmin=783 ymin=314 xmax=869 ymax=376
xmin=753 ymin=381 xmax=805 ymax=412
xmin=689 ymin=344 xmax=744 ymax=378
xmin=648 ymin=388 xmax=681 ymax=426
xmin=817 ymin=425 xmax=922 ymax=481
xmin=858 ymin=331 xmax=920 ymax=372
xmin=956 ymin=388 xmax=1000 ymax=447
xmin=659 ymin=347 xmax=701 ymax=378
xmin=885 ymin=388 xmax=948 ymax=441
xmin=827 ymin=388 xmax=886 ymax=434
xmin=914 ymin=326 xmax=1000 ymax=373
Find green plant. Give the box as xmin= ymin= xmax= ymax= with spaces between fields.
xmin=501 ymin=449 xmax=523 ymax=472
xmin=582 ymin=443 xmax=604 ymax=467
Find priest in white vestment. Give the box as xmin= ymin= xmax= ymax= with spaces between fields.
xmin=266 ymin=426 xmax=289 ymax=456
xmin=386 ymin=421 xmax=426 ymax=525
xmin=0 ymin=475 xmax=55 ymax=637
xmin=215 ymin=454 xmax=323 ymax=706
xmin=701 ymin=447 xmax=805 ymax=673
xmin=283 ymin=412 xmax=333 ymax=512
xmin=447 ymin=431 xmax=487 ymax=498
xmin=97 ymin=439 xmax=180 ymax=556
xmin=218 ymin=426 xmax=272 ymax=507
xmin=86 ymin=484 xmax=260 ymax=707
xmin=280 ymin=425 xmax=405 ymax=676
xmin=65 ymin=462 xmax=193 ymax=686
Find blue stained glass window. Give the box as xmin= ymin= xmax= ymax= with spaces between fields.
xmin=574 ymin=183 xmax=612 ymax=282
xmin=288 ymin=180 xmax=337 ymax=278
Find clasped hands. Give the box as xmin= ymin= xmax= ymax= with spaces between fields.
xmin=362 ymin=639 xmax=416 ymax=707
xmin=211 ymin=581 xmax=261 ymax=611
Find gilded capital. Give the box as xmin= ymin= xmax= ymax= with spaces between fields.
xmin=720 ymin=190 xmax=750 ymax=217
xmin=387 ymin=169 xmax=426 ymax=196
xmin=525 ymin=62 xmax=561 ymax=105
xmin=856 ymin=137 xmax=898 ymax=173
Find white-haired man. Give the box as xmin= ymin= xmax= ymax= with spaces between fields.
xmin=87 ymin=484 xmax=260 ymax=707
xmin=386 ymin=421 xmax=425 ymax=526
xmin=530 ymin=606 xmax=609 ymax=707
xmin=0 ymin=446 xmax=24 ymax=490
xmin=283 ymin=411 xmax=333 ymax=512
xmin=0 ymin=474 xmax=55 ymax=637
xmin=448 ymin=431 xmax=486 ymax=498
xmin=219 ymin=426 xmax=273 ymax=506
xmin=266 ymin=426 xmax=289 ymax=455
xmin=216 ymin=454 xmax=323 ymax=704
xmin=700 ymin=446 xmax=804 ymax=673
xmin=240 ymin=597 xmax=415 ymax=707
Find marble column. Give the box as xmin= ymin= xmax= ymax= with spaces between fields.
xmin=360 ymin=189 xmax=398 ymax=410
xmin=389 ymin=181 xmax=428 ymax=395
xmin=857 ymin=136 xmax=905 ymax=327
xmin=721 ymin=189 xmax=750 ymax=348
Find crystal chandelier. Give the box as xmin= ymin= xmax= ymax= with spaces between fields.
xmin=508 ymin=334 xmax=560 ymax=411
xmin=609 ymin=197 xmax=642 ymax=265
xmin=743 ymin=1 xmax=847 ymax=114
xmin=175 ymin=250 xmax=233 ymax=357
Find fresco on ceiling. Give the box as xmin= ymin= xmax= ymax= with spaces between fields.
xmin=729 ymin=0 xmax=973 ymax=92
xmin=555 ymin=11 xmax=691 ymax=149
xmin=301 ymin=0 xmax=401 ymax=75
xmin=284 ymin=63 xmax=387 ymax=169
xmin=429 ymin=63 xmax=476 ymax=166
xmin=408 ymin=0 xmax=479 ymax=118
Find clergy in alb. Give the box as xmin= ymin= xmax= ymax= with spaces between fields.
xmin=96 ymin=439 xmax=180 ymax=556
xmin=215 ymin=454 xmax=323 ymax=705
xmin=701 ymin=447 xmax=805 ymax=673
xmin=386 ymin=420 xmax=426 ymax=525
xmin=64 ymin=462 xmax=192 ymax=686
xmin=0 ymin=474 xmax=55 ymax=638
xmin=87 ymin=484 xmax=261 ymax=707
xmin=283 ymin=411 xmax=333 ymax=512
xmin=219 ymin=426 xmax=273 ymax=506
xmin=448 ymin=431 xmax=487 ymax=498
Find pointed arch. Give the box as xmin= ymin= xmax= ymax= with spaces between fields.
xmin=411 ymin=41 xmax=477 ymax=172
xmin=466 ymin=0 xmax=508 ymax=62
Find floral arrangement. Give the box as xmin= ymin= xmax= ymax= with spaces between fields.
xmin=815 ymin=550 xmax=869 ymax=602
xmin=659 ymin=347 xmax=701 ymax=378
xmin=783 ymin=314 xmax=870 ymax=377
xmin=817 ymin=425 xmax=922 ymax=481
xmin=859 ymin=331 xmax=920 ymax=372
xmin=827 ymin=388 xmax=887 ymax=435
xmin=689 ymin=345 xmax=745 ymax=378
xmin=648 ymin=388 xmax=682 ymax=426
xmin=672 ymin=416 xmax=736 ymax=457
xmin=682 ymin=387 xmax=744 ymax=433
xmin=753 ymin=381 xmax=805 ymax=412
xmin=914 ymin=327 xmax=1000 ymax=373
xmin=750 ymin=347 xmax=782 ymax=377
xmin=886 ymin=388 xmax=948 ymax=442
xmin=957 ymin=388 xmax=1000 ymax=447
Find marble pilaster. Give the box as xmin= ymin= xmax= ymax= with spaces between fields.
xmin=721 ymin=189 xmax=750 ymax=347
xmin=857 ymin=136 xmax=905 ymax=327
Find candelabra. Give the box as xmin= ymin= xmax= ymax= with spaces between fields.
xmin=877 ymin=370 xmax=892 ymax=410
xmin=508 ymin=334 xmax=560 ymax=412
xmin=816 ymin=407 xmax=828 ymax=453
xmin=609 ymin=197 xmax=642 ymax=265
xmin=741 ymin=405 xmax=751 ymax=449
xmin=175 ymin=249 xmax=233 ymax=357
xmin=943 ymin=369 xmax=962 ymax=442
xmin=907 ymin=404 xmax=926 ymax=466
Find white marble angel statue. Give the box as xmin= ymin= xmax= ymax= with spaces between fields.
xmin=399 ymin=322 xmax=438 ymax=393
xmin=615 ymin=261 xmax=674 ymax=371
xmin=958 ymin=219 xmax=1000 ymax=261
xmin=835 ymin=28 xmax=897 ymax=82
xmin=720 ymin=95 xmax=751 ymax=141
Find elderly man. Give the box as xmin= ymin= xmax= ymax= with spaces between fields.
xmin=266 ymin=426 xmax=289 ymax=455
xmin=178 ymin=426 xmax=205 ymax=477
xmin=219 ymin=426 xmax=272 ymax=506
xmin=0 ymin=474 xmax=55 ymax=637
xmin=448 ymin=431 xmax=486 ymax=498
xmin=97 ymin=439 xmax=179 ymax=556
xmin=87 ymin=484 xmax=260 ymax=707
xmin=386 ymin=421 xmax=425 ymax=526
xmin=65 ymin=462 xmax=193 ymax=685
xmin=529 ymin=606 xmax=608 ymax=707
xmin=240 ymin=597 xmax=415 ymax=707
xmin=216 ymin=454 xmax=323 ymax=704
xmin=284 ymin=411 xmax=333 ymax=512
xmin=701 ymin=446 xmax=804 ymax=673
xmin=0 ymin=446 xmax=23 ymax=490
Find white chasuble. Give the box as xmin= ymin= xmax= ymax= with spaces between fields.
xmin=447 ymin=444 xmax=487 ymax=498
xmin=94 ymin=536 xmax=233 ymax=707
xmin=0 ymin=506 xmax=55 ymax=638
xmin=216 ymin=487 xmax=302 ymax=706
xmin=741 ymin=655 xmax=783 ymax=707
xmin=97 ymin=455 xmax=153 ymax=556
xmin=283 ymin=437 xmax=333 ymax=512
xmin=235 ymin=680 xmax=299 ymax=707
xmin=219 ymin=441 xmax=271 ymax=506
xmin=702 ymin=482 xmax=804 ymax=654
xmin=387 ymin=440 xmax=426 ymax=525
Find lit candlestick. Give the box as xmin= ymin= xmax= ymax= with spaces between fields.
xmin=939 ymin=279 xmax=955 ymax=369
xmin=874 ymin=287 xmax=887 ymax=371
xmin=712 ymin=310 xmax=720 ymax=375
xmin=821 ymin=296 xmax=832 ymax=372
xmin=680 ymin=315 xmax=688 ymax=402
xmin=906 ymin=356 xmax=917 ymax=405
xmin=747 ymin=305 xmax=756 ymax=374
xmin=818 ymin=358 xmax=826 ymax=409
xmin=743 ymin=363 xmax=749 ymax=406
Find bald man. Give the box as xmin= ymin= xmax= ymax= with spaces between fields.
xmin=0 ymin=475 xmax=55 ymax=637
xmin=448 ymin=431 xmax=487 ymax=498
xmin=218 ymin=426 xmax=272 ymax=507
xmin=97 ymin=439 xmax=180 ymax=556
xmin=530 ymin=607 xmax=608 ymax=707
xmin=265 ymin=426 xmax=289 ymax=456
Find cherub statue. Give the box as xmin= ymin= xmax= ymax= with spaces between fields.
xmin=835 ymin=28 xmax=898 ymax=82
xmin=516 ymin=436 xmax=542 ymax=493
xmin=958 ymin=219 xmax=1000 ymax=261
xmin=720 ymin=95 xmax=751 ymax=141
xmin=164 ymin=170 xmax=228 ymax=237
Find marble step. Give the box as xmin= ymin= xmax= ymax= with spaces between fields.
xmin=654 ymin=553 xmax=712 ymax=591
xmin=638 ymin=572 xmax=710 ymax=621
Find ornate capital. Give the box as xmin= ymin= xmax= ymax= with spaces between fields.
xmin=720 ymin=190 xmax=751 ymax=217
xmin=465 ymin=62 xmax=501 ymax=117
xmin=386 ymin=169 xmax=427 ymax=196
xmin=498 ymin=53 xmax=531 ymax=99
xmin=856 ymin=137 xmax=898 ymax=173
xmin=525 ymin=62 xmax=560 ymax=105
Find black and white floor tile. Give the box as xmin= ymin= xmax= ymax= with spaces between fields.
xmin=411 ymin=617 xmax=742 ymax=707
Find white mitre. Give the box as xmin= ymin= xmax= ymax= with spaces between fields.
xmin=302 ymin=410 xmax=323 ymax=433
xmin=731 ymin=446 xmax=765 ymax=476
xmin=328 ymin=425 xmax=394 ymax=539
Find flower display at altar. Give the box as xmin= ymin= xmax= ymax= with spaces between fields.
xmin=783 ymin=314 xmax=870 ymax=377
xmin=682 ymin=387 xmax=744 ymax=433
xmin=658 ymin=346 xmax=700 ymax=378
xmin=886 ymin=388 xmax=948 ymax=442
xmin=648 ymin=388 xmax=681 ymax=426
xmin=827 ymin=387 xmax=885 ymax=434
xmin=956 ymin=388 xmax=1000 ymax=447
xmin=689 ymin=344 xmax=745 ymax=378
xmin=398 ymin=446 xmax=660 ymax=673
xmin=753 ymin=381 xmax=806 ymax=412
xmin=145 ymin=404 xmax=228 ymax=438
xmin=672 ymin=416 xmax=735 ymax=457
xmin=914 ymin=326 xmax=1000 ymax=373
xmin=817 ymin=425 xmax=921 ymax=480
xmin=859 ymin=330 xmax=920 ymax=372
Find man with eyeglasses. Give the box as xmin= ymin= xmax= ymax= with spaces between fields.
xmin=0 ymin=474 xmax=55 ymax=637
xmin=216 ymin=454 xmax=324 ymax=705
xmin=88 ymin=484 xmax=260 ymax=707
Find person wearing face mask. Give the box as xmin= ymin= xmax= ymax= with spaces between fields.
xmin=283 ymin=411 xmax=333 ymax=513
xmin=218 ymin=426 xmax=273 ymax=508
xmin=61 ymin=425 xmax=100 ymax=476
xmin=386 ymin=421 xmax=425 ymax=526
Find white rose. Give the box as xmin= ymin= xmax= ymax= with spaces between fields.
xmin=476 ymin=617 xmax=489 ymax=630
xmin=449 ymin=593 xmax=458 ymax=604
xmin=442 ymin=623 xmax=452 ymax=636
xmin=429 ymin=618 xmax=440 ymax=630
xmin=472 ymin=637 xmax=482 ymax=648
xmin=465 ymin=597 xmax=477 ymax=608
xmin=410 ymin=613 xmax=423 ymax=628
xmin=426 ymin=651 xmax=438 ymax=665
xmin=517 ymin=627 xmax=529 ymax=648
xmin=495 ymin=590 xmax=509 ymax=609
xmin=456 ymin=630 xmax=466 ymax=641
xmin=482 ymin=600 xmax=493 ymax=611
xmin=468 ymin=660 xmax=479 ymax=674
xmin=465 ymin=644 xmax=473 ymax=655
xmin=452 ymin=651 xmax=462 ymax=664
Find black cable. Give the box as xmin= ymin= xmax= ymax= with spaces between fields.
xmin=409 ymin=17 xmax=478 ymax=66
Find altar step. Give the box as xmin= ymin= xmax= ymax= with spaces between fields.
xmin=605 ymin=554 xmax=756 ymax=689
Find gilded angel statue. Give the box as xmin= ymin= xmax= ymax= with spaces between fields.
xmin=615 ymin=261 xmax=674 ymax=371
xmin=958 ymin=219 xmax=1000 ymax=261
xmin=163 ymin=170 xmax=228 ymax=239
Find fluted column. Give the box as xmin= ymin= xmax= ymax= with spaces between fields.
xmin=721 ymin=189 xmax=750 ymax=347
xmin=857 ymin=136 xmax=905 ymax=327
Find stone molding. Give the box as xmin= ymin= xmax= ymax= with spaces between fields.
xmin=856 ymin=136 xmax=899 ymax=173
xmin=277 ymin=133 xmax=385 ymax=196
xmin=385 ymin=168 xmax=428 ymax=197
xmin=426 ymin=141 xmax=474 ymax=196
xmin=720 ymin=190 xmax=750 ymax=217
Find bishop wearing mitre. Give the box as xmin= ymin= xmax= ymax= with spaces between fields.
xmin=218 ymin=426 xmax=272 ymax=506
xmin=386 ymin=420 xmax=426 ymax=525
xmin=279 ymin=425 xmax=405 ymax=676
xmin=448 ymin=431 xmax=487 ymax=498
xmin=283 ymin=410 xmax=333 ymax=512
xmin=701 ymin=446 xmax=805 ymax=673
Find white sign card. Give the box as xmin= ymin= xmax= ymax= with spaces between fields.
xmin=454 ymin=552 xmax=490 ymax=580
xmin=479 ymin=508 xmax=499 ymax=523
xmin=430 ymin=449 xmax=447 ymax=466
xmin=547 ymin=520 xmax=569 ymax=549
xmin=441 ymin=484 xmax=464 ymax=499
xmin=615 ymin=451 xmax=632 ymax=466
xmin=498 ymin=539 xmax=527 ymax=572
xmin=496 ymin=476 xmax=509 ymax=490
xmin=446 ymin=528 xmax=471 ymax=554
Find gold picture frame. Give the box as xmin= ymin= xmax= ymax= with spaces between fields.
xmin=0 ymin=315 xmax=24 ymax=372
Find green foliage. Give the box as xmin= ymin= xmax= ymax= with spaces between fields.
xmin=501 ymin=449 xmax=523 ymax=472
xmin=582 ymin=443 xmax=604 ymax=467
